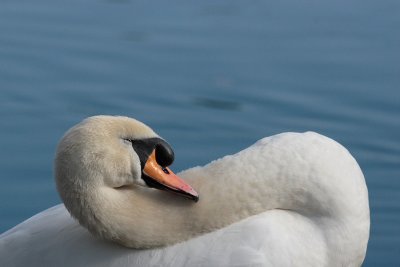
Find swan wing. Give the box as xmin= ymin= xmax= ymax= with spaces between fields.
xmin=0 ymin=204 xmax=326 ymax=267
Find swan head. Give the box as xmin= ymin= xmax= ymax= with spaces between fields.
xmin=54 ymin=115 xmax=198 ymax=246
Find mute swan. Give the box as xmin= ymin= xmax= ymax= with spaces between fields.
xmin=0 ymin=115 xmax=370 ymax=266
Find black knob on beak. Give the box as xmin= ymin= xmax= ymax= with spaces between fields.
xmin=155 ymin=141 xmax=175 ymax=167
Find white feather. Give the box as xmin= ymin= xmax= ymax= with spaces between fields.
xmin=0 ymin=116 xmax=370 ymax=266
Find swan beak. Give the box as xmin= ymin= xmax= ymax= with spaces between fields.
xmin=143 ymin=150 xmax=199 ymax=202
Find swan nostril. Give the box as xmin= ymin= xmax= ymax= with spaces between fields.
xmin=155 ymin=142 xmax=174 ymax=167
xmin=162 ymin=167 xmax=170 ymax=174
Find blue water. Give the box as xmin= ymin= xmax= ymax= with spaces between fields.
xmin=0 ymin=0 xmax=399 ymax=265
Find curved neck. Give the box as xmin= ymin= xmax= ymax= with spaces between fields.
xmin=88 ymin=133 xmax=369 ymax=254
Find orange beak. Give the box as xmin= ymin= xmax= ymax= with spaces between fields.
xmin=143 ymin=150 xmax=199 ymax=202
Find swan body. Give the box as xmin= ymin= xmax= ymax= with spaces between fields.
xmin=0 ymin=116 xmax=370 ymax=266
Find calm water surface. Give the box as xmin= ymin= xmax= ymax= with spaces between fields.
xmin=0 ymin=0 xmax=399 ymax=265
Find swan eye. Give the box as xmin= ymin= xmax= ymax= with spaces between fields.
xmin=123 ymin=139 xmax=133 ymax=144
xmin=127 ymin=137 xmax=175 ymax=169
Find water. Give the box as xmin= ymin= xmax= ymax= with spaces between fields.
xmin=0 ymin=0 xmax=399 ymax=265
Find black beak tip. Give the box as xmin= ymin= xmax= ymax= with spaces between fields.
xmin=192 ymin=195 xmax=199 ymax=203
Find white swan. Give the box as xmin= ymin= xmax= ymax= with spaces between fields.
xmin=0 ymin=115 xmax=370 ymax=266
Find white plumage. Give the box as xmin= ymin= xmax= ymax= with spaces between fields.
xmin=0 ymin=116 xmax=370 ymax=266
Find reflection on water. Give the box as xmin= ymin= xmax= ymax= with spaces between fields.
xmin=120 ymin=31 xmax=148 ymax=42
xmin=0 ymin=0 xmax=399 ymax=265
xmin=193 ymin=97 xmax=242 ymax=111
